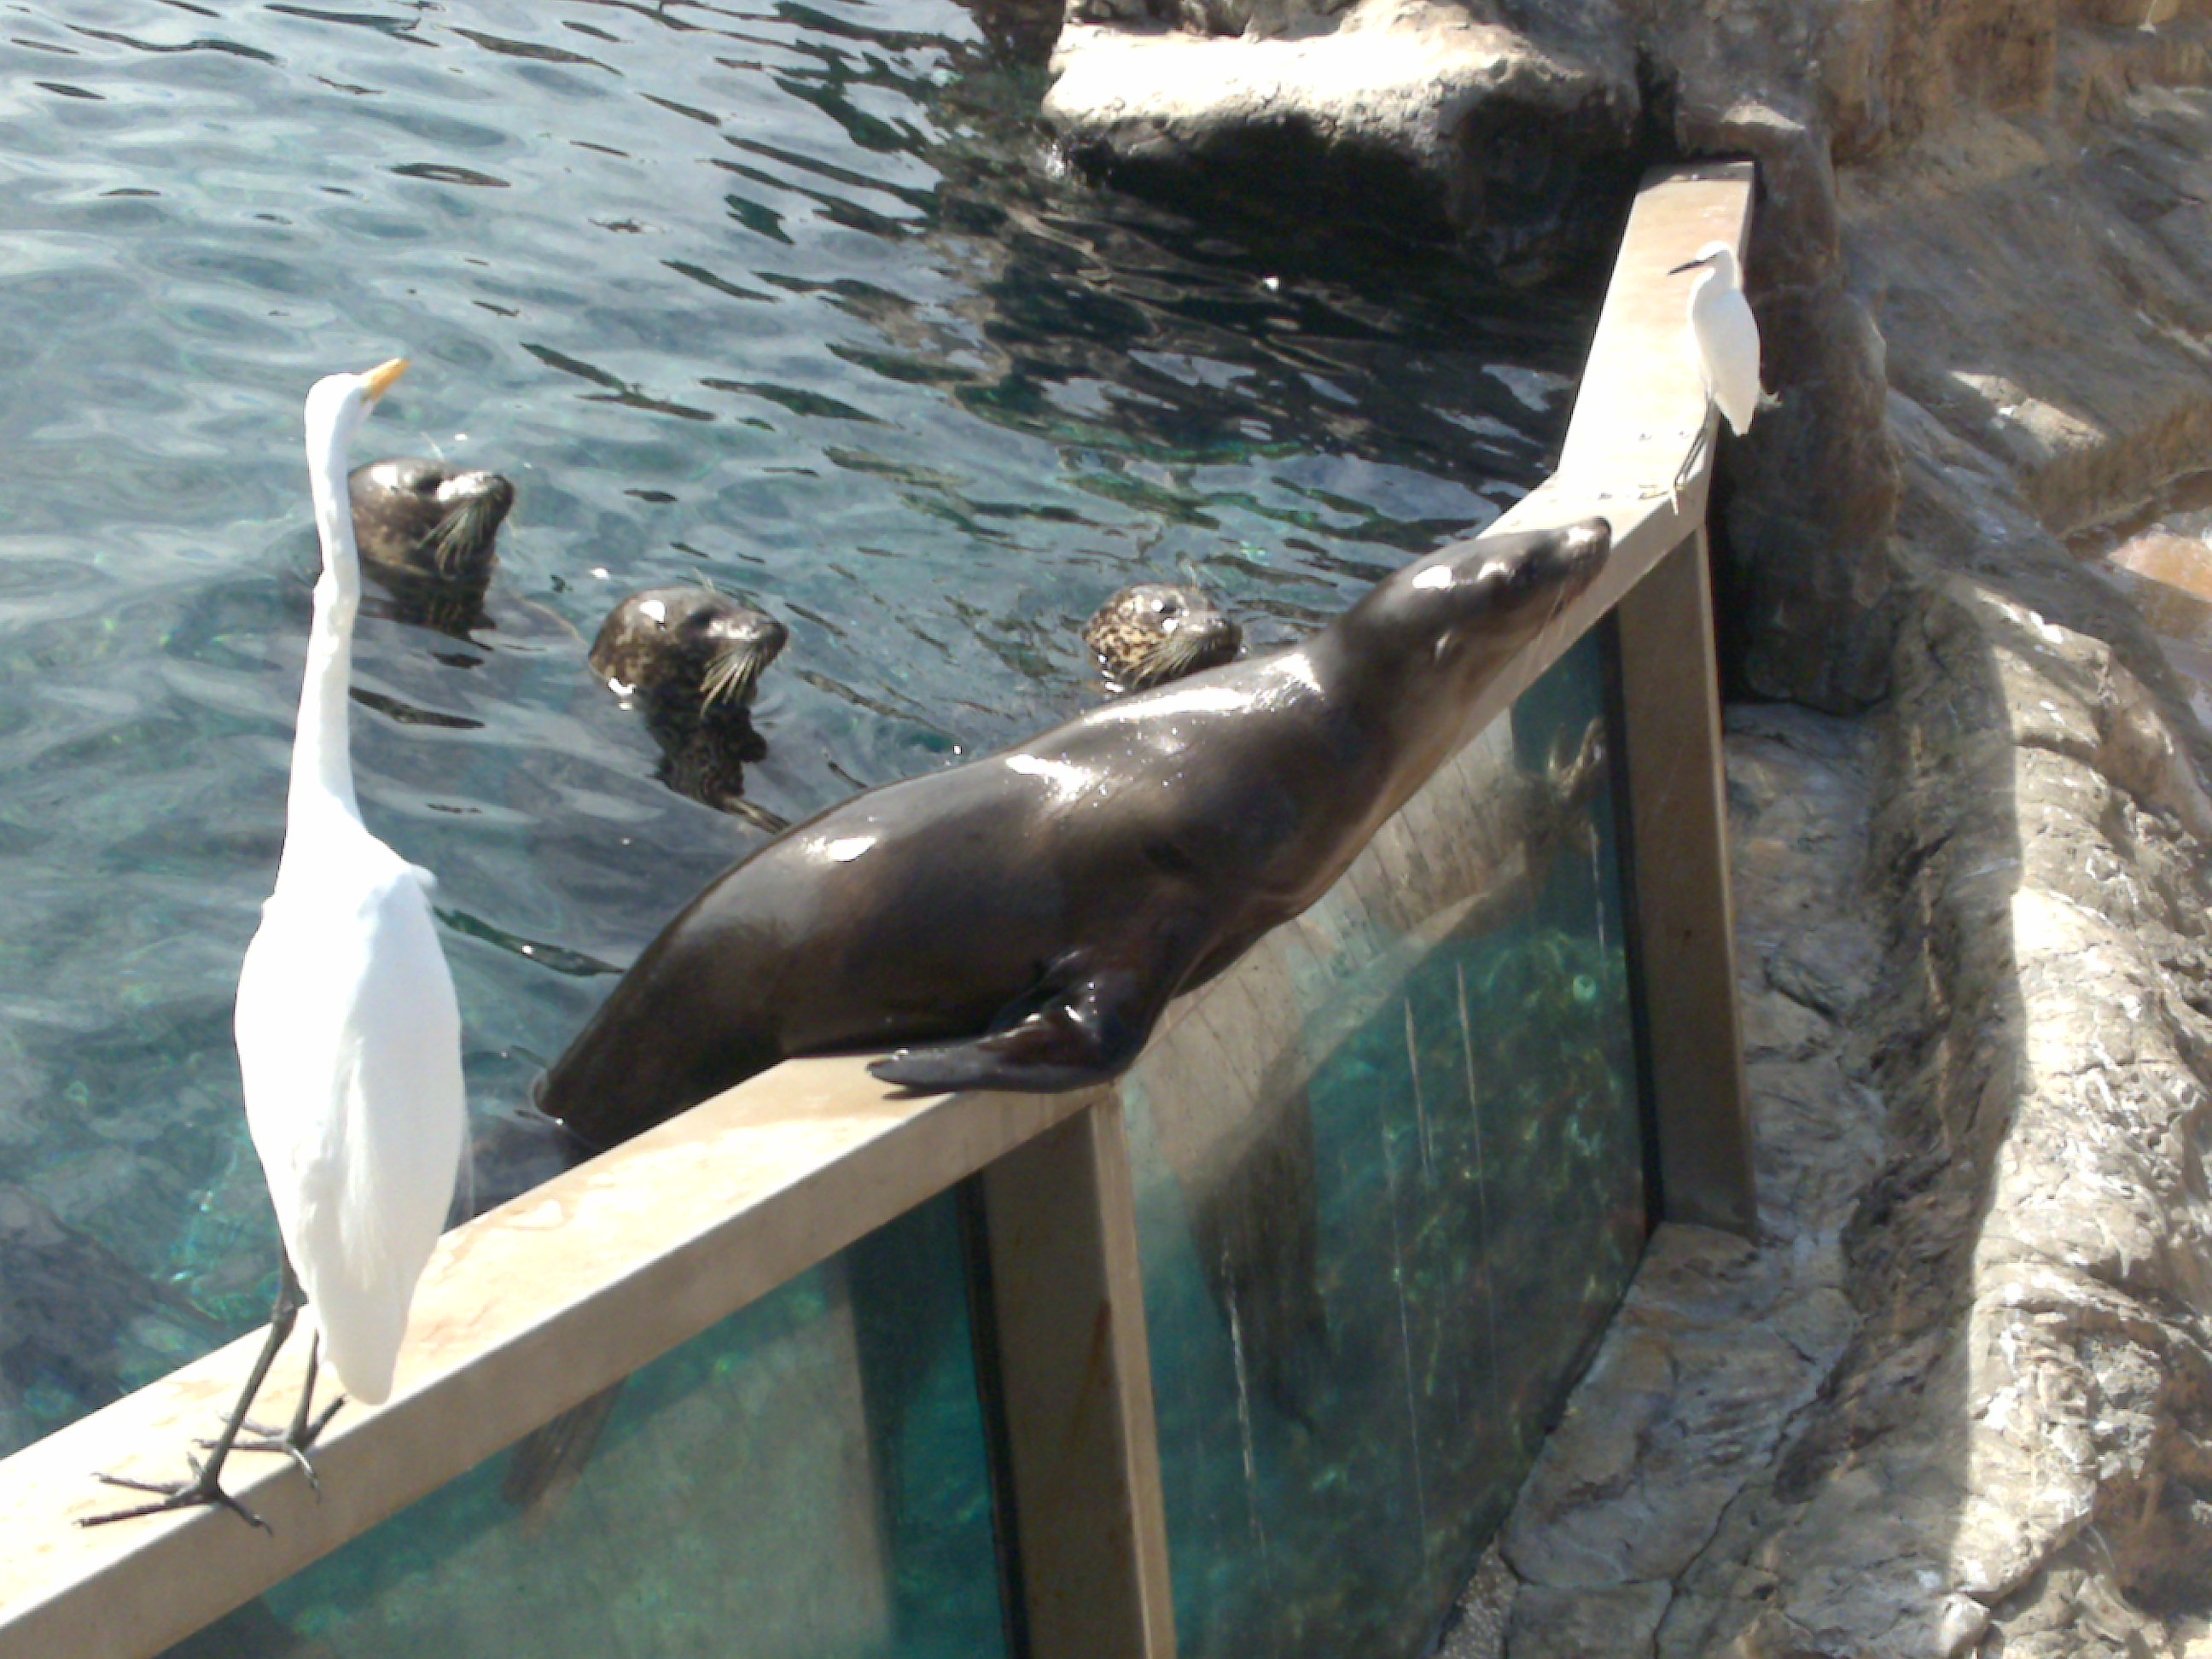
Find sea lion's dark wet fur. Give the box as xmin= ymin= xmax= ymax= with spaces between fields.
xmin=538 ymin=520 xmax=1610 ymax=1151
xmin=1083 ymin=583 xmax=1243 ymax=692
xmin=590 ymin=586 xmax=789 ymax=827
xmin=348 ymin=457 xmax=515 ymax=634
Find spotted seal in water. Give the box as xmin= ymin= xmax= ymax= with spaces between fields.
xmin=538 ymin=519 xmax=1610 ymax=1150
xmin=1082 ymin=583 xmax=1243 ymax=692
xmin=590 ymin=585 xmax=790 ymax=829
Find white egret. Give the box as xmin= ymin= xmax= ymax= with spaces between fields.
xmin=84 ymin=358 xmax=467 ymax=1531
xmin=1669 ymin=239 xmax=1764 ymax=495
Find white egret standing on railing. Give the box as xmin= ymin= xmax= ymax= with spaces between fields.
xmin=1669 ymin=240 xmax=1763 ymax=496
xmin=84 ymin=358 xmax=467 ymax=1531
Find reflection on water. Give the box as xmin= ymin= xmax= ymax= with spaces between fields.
xmin=0 ymin=0 xmax=1591 ymax=1463
xmin=1123 ymin=632 xmax=1645 ymax=1657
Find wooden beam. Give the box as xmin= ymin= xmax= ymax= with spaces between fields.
xmin=980 ymin=1101 xmax=1176 ymax=1659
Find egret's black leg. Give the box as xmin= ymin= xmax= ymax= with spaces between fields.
xmin=207 ymin=1329 xmax=346 ymax=1493
xmin=286 ymin=1331 xmax=347 ymax=1452
xmin=81 ymin=1254 xmax=306 ymax=1532
xmin=1673 ymin=398 xmax=1714 ymax=497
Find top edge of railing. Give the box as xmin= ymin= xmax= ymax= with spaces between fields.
xmin=0 ymin=159 xmax=1755 ymax=1659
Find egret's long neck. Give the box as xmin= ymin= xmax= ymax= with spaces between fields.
xmin=292 ymin=410 xmax=364 ymax=830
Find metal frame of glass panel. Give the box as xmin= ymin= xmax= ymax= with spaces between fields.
xmin=0 ymin=160 xmax=1755 ymax=1659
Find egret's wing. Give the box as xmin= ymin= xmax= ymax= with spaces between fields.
xmin=1697 ymin=287 xmax=1764 ymax=435
xmin=236 ymin=895 xmax=358 ymax=1249
xmin=236 ymin=842 xmax=465 ymax=1404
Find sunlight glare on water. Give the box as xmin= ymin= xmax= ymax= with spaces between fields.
xmin=0 ymin=0 xmax=1591 ymax=1457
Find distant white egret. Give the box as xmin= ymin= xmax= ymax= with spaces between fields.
xmin=84 ymin=358 xmax=467 ymax=1531
xmin=1669 ymin=240 xmax=1764 ymax=495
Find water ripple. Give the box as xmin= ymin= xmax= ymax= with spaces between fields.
xmin=389 ymin=161 xmax=511 ymax=188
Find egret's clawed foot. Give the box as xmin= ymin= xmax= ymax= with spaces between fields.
xmin=80 ymin=1454 xmax=271 ymax=1533
xmin=196 ymin=1396 xmax=345 ymax=1493
xmin=1671 ymin=431 xmax=1707 ymax=502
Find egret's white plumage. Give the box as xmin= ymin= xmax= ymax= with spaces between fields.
xmin=1676 ymin=241 xmax=1762 ymax=436
xmin=84 ymin=359 xmax=464 ymax=1530
xmin=1663 ymin=240 xmax=1764 ymax=500
xmin=241 ymin=360 xmax=465 ymax=1406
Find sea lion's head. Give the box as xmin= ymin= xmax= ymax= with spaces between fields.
xmin=1082 ymin=583 xmax=1243 ymax=692
xmin=348 ymin=457 xmax=516 ymax=585
xmin=590 ymin=585 xmax=789 ymax=713
xmin=1345 ymin=519 xmax=1610 ymax=688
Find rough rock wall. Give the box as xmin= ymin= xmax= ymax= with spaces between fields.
xmin=1668 ymin=508 xmax=2212 ymax=1656
xmin=1500 ymin=26 xmax=2212 ymax=1659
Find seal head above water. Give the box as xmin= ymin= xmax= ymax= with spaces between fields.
xmin=538 ymin=519 xmax=1610 ymax=1150
xmin=1083 ymin=582 xmax=1243 ymax=692
xmin=349 ymin=457 xmax=515 ymax=585
xmin=590 ymin=585 xmax=788 ymax=714
xmin=591 ymin=585 xmax=790 ymax=829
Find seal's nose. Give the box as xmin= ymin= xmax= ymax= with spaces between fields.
xmin=1562 ymin=517 xmax=1611 ymax=566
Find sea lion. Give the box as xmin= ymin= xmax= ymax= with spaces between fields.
xmin=1083 ymin=582 xmax=1243 ymax=692
xmin=538 ymin=519 xmax=1609 ymax=1150
xmin=589 ymin=585 xmax=790 ymax=829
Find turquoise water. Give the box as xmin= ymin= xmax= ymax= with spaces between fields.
xmin=0 ymin=0 xmax=1593 ymax=1460
xmin=1124 ymin=632 xmax=1647 ymax=1657
xmin=166 ymin=1191 xmax=1013 ymax=1659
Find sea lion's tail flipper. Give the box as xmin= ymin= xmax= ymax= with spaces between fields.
xmin=870 ymin=954 xmax=1176 ymax=1095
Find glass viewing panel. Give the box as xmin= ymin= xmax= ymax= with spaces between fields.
xmin=1121 ymin=628 xmax=1647 ymax=1658
xmin=164 ymin=1191 xmax=1008 ymax=1659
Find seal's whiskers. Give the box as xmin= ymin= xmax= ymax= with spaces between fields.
xmin=700 ymin=641 xmax=767 ymax=710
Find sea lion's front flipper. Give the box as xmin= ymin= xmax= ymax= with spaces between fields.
xmin=870 ymin=958 xmax=1172 ymax=1095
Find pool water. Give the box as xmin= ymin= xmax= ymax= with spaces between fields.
xmin=0 ymin=0 xmax=1594 ymax=1474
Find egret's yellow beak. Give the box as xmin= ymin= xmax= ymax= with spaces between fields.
xmin=362 ymin=357 xmax=410 ymax=401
